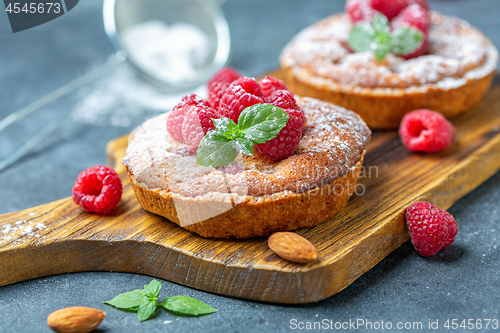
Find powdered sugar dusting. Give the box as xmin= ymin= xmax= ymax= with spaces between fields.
xmin=281 ymin=12 xmax=498 ymax=92
xmin=0 ymin=219 xmax=47 ymax=245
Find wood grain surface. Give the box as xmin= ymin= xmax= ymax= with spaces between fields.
xmin=0 ymin=74 xmax=499 ymax=304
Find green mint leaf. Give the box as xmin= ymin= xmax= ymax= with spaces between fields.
xmin=144 ymin=279 xmax=161 ymax=300
xmin=391 ymin=27 xmax=424 ymax=55
xmin=196 ymin=131 xmax=236 ymax=167
xmin=104 ymin=289 xmax=148 ymax=311
xmin=234 ymin=137 xmax=254 ymax=156
xmin=348 ymin=22 xmax=374 ymax=53
xmin=213 ymin=117 xmax=240 ymax=140
xmin=162 ymin=296 xmax=218 ymax=316
xmin=137 ymin=300 xmax=158 ymax=322
xmin=373 ymin=37 xmax=392 ymax=61
xmin=238 ymin=104 xmax=289 ymax=144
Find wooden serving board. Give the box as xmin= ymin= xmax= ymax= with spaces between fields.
xmin=1 ymin=74 xmax=500 ymax=304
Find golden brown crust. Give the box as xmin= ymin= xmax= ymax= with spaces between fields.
xmin=127 ymin=155 xmax=365 ymax=239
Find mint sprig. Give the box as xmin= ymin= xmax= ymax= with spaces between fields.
xmin=349 ymin=13 xmax=424 ymax=61
xmin=196 ymin=103 xmax=289 ymax=167
xmin=104 ymin=279 xmax=217 ymax=321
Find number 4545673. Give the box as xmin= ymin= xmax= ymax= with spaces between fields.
xmin=5 ymin=3 xmax=61 ymax=14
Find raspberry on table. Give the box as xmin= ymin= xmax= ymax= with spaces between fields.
xmin=208 ymin=67 xmax=241 ymax=87
xmin=346 ymin=0 xmax=378 ymax=23
xmin=167 ymin=94 xmax=211 ymax=142
xmin=72 ymin=165 xmax=122 ymax=214
xmin=399 ymin=109 xmax=455 ymax=153
xmin=208 ymin=81 xmax=230 ymax=110
xmin=219 ymin=77 xmax=265 ymax=123
xmin=405 ymin=202 xmax=458 ymax=256
xmin=256 ymin=106 xmax=306 ymax=161
xmin=258 ymin=76 xmax=289 ymax=100
xmin=182 ymin=104 xmax=220 ymax=152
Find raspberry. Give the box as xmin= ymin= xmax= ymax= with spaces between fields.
xmin=346 ymin=0 xmax=378 ymax=23
xmin=405 ymin=0 xmax=429 ymax=11
xmin=369 ymin=0 xmax=408 ymax=20
xmin=208 ymin=81 xmax=230 ymax=110
xmin=219 ymin=77 xmax=265 ymax=123
xmin=167 ymin=94 xmax=211 ymax=142
xmin=182 ymin=104 xmax=219 ymax=152
xmin=258 ymin=76 xmax=289 ymax=100
xmin=405 ymin=202 xmax=458 ymax=256
xmin=391 ymin=4 xmax=430 ymax=59
xmin=399 ymin=109 xmax=455 ymax=153
xmin=208 ymin=67 xmax=241 ymax=87
xmin=256 ymin=104 xmax=306 ymax=161
xmin=72 ymin=165 xmax=122 ymax=214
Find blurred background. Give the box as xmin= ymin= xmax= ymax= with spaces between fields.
xmin=0 ymin=1 xmax=499 ymax=332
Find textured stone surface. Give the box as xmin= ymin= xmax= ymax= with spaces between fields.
xmin=0 ymin=0 xmax=499 ymax=332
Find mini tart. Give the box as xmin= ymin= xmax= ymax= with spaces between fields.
xmin=123 ymin=97 xmax=371 ymax=239
xmin=280 ymin=12 xmax=499 ymax=129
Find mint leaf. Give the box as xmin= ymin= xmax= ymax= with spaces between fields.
xmin=197 ymin=131 xmax=237 ymax=167
xmin=234 ymin=137 xmax=254 ymax=156
xmin=162 ymin=296 xmax=218 ymax=316
xmin=238 ymin=104 xmax=289 ymax=144
xmin=137 ymin=300 xmax=158 ymax=322
xmin=373 ymin=35 xmax=392 ymax=61
xmin=348 ymin=22 xmax=374 ymax=53
xmin=104 ymin=289 xmax=148 ymax=311
xmin=391 ymin=27 xmax=424 ymax=55
xmin=144 ymin=279 xmax=161 ymax=299
xmin=213 ymin=117 xmax=240 ymax=140
xmin=371 ymin=13 xmax=390 ymax=35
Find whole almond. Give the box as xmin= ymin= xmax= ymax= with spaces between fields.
xmin=47 ymin=306 xmax=106 ymax=333
xmin=268 ymin=232 xmax=318 ymax=263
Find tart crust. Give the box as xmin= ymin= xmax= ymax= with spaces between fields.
xmin=280 ymin=12 xmax=499 ymax=129
xmin=124 ymin=97 xmax=370 ymax=239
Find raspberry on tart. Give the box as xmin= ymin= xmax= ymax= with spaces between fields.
xmin=182 ymin=104 xmax=220 ymax=152
xmin=399 ymin=109 xmax=455 ymax=153
xmin=167 ymin=94 xmax=211 ymax=142
xmin=258 ymin=76 xmax=289 ymax=100
xmin=346 ymin=0 xmax=378 ymax=23
xmin=391 ymin=4 xmax=430 ymax=59
xmin=208 ymin=67 xmax=241 ymax=86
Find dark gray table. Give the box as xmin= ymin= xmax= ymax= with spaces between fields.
xmin=1 ymin=1 xmax=500 ymax=332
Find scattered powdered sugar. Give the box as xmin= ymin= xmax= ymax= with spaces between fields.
xmin=121 ymin=20 xmax=210 ymax=84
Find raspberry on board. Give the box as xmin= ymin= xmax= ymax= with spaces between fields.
xmin=167 ymin=94 xmax=211 ymax=142
xmin=182 ymin=104 xmax=219 ymax=152
xmin=256 ymin=106 xmax=306 ymax=161
xmin=208 ymin=67 xmax=241 ymax=87
xmin=399 ymin=109 xmax=455 ymax=153
xmin=219 ymin=77 xmax=265 ymax=123
xmin=72 ymin=165 xmax=122 ymax=214
xmin=208 ymin=81 xmax=230 ymax=110
xmin=346 ymin=0 xmax=378 ymax=23
xmin=405 ymin=202 xmax=458 ymax=256
xmin=258 ymin=76 xmax=289 ymax=100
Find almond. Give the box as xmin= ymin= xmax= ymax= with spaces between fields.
xmin=47 ymin=306 xmax=105 ymax=333
xmin=268 ymin=232 xmax=318 ymax=263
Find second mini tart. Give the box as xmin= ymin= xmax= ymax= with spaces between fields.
xmin=280 ymin=12 xmax=499 ymax=129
